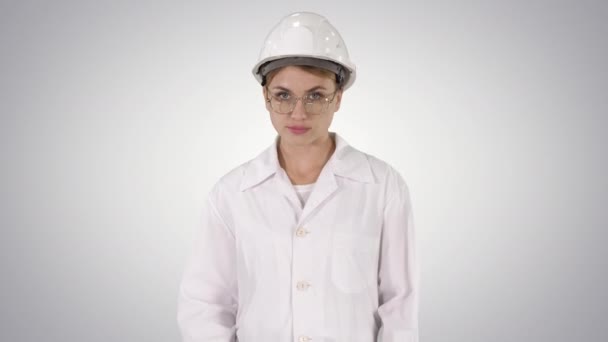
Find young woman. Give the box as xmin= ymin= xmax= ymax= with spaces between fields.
xmin=178 ymin=12 xmax=419 ymax=342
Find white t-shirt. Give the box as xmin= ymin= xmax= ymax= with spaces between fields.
xmin=293 ymin=182 xmax=316 ymax=207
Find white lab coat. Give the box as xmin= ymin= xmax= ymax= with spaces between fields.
xmin=177 ymin=132 xmax=419 ymax=342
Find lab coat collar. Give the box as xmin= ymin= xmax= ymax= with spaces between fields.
xmin=239 ymin=131 xmax=375 ymax=191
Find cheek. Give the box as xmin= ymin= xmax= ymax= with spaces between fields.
xmin=320 ymin=113 xmax=335 ymax=127
xmin=269 ymin=113 xmax=282 ymax=129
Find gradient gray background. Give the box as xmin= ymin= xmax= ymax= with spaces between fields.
xmin=1 ymin=1 xmax=606 ymax=341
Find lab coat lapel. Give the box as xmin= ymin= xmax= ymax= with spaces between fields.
xmin=239 ymin=135 xmax=304 ymax=219
xmin=298 ymin=132 xmax=375 ymax=224
xmin=298 ymin=158 xmax=338 ymax=224
xmin=275 ymin=166 xmax=306 ymax=215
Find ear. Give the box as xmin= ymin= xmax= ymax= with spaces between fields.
xmin=333 ymin=89 xmax=344 ymax=112
xmin=262 ymin=87 xmax=271 ymax=110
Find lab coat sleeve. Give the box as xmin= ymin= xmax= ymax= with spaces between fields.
xmin=377 ymin=168 xmax=419 ymax=342
xmin=177 ymin=190 xmax=238 ymax=342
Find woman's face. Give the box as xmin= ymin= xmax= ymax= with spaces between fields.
xmin=263 ymin=65 xmax=343 ymax=148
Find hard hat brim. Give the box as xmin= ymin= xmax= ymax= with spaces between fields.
xmin=257 ymin=56 xmax=348 ymax=87
xmin=252 ymin=55 xmax=356 ymax=90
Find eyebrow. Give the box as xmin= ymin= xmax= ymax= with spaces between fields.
xmin=270 ymin=85 xmax=328 ymax=92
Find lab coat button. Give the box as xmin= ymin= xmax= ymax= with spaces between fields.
xmin=295 ymin=227 xmax=309 ymax=237
xmin=298 ymin=336 xmax=311 ymax=342
xmin=296 ymin=281 xmax=311 ymax=291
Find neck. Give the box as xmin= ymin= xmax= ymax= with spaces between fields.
xmin=277 ymin=133 xmax=336 ymax=182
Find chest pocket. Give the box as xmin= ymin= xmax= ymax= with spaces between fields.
xmin=330 ymin=232 xmax=377 ymax=294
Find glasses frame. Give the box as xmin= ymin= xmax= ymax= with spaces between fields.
xmin=265 ymin=87 xmax=339 ymax=115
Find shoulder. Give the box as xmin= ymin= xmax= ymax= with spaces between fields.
xmin=354 ymin=149 xmax=412 ymax=211
xmin=206 ymin=158 xmax=254 ymax=201
xmin=360 ymin=150 xmax=409 ymax=190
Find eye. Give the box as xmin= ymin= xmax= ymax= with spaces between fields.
xmin=274 ymin=92 xmax=291 ymax=100
xmin=307 ymin=92 xmax=324 ymax=101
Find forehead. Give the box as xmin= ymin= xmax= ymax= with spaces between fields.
xmin=266 ymin=66 xmax=335 ymax=90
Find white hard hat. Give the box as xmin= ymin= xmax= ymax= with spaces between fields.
xmin=252 ymin=12 xmax=357 ymax=90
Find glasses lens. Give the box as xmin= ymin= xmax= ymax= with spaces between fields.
xmin=270 ymin=93 xmax=332 ymax=115
xmin=277 ymin=99 xmax=293 ymax=114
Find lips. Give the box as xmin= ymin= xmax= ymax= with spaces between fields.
xmin=287 ymin=126 xmax=310 ymax=135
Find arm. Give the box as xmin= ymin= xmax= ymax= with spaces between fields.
xmin=377 ymin=169 xmax=419 ymax=342
xmin=177 ymin=191 xmax=238 ymax=342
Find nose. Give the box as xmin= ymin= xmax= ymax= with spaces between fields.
xmin=289 ymin=98 xmax=308 ymax=119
